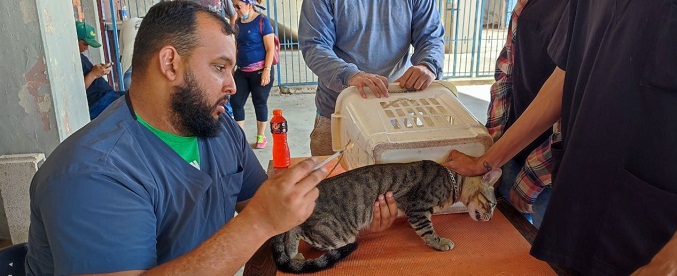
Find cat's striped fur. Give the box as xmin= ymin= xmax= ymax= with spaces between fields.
xmin=272 ymin=160 xmax=501 ymax=273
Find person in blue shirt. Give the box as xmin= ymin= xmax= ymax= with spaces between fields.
xmin=76 ymin=21 xmax=126 ymax=120
xmin=27 ymin=2 xmax=396 ymax=275
xmin=298 ymin=0 xmax=445 ymax=156
xmin=231 ymin=0 xmax=276 ymax=149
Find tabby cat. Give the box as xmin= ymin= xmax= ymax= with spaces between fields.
xmin=272 ymin=160 xmax=501 ymax=273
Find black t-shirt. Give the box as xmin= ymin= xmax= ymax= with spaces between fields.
xmin=531 ymin=0 xmax=677 ymax=274
xmin=80 ymin=54 xmax=113 ymax=106
xmin=507 ymin=0 xmax=567 ymax=162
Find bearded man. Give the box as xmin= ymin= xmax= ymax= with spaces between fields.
xmin=25 ymin=2 xmax=327 ymax=274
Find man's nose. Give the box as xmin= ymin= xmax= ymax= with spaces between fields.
xmin=223 ymin=75 xmax=236 ymax=95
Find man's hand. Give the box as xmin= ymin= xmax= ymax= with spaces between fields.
xmin=241 ymin=158 xmax=327 ymax=236
xmin=348 ymin=72 xmax=389 ymax=98
xmin=396 ymin=65 xmax=435 ymax=91
xmin=509 ymin=189 xmax=533 ymax=213
xmin=441 ymin=150 xmax=488 ymax=176
xmin=92 ymin=63 xmax=112 ymax=78
xmin=363 ymin=192 xmax=398 ymax=233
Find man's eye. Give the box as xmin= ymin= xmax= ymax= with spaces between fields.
xmin=214 ymin=65 xmax=225 ymax=71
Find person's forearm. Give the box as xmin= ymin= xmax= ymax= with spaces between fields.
xmin=145 ymin=211 xmax=273 ymax=275
xmin=84 ymin=71 xmax=99 ymax=89
xmin=481 ymin=67 xmax=565 ymax=170
xmin=298 ymin=0 xmax=359 ymax=91
xmin=409 ymin=0 xmax=444 ymax=79
xmin=263 ymin=38 xmax=274 ymax=70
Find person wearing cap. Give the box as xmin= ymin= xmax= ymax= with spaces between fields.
xmin=230 ymin=0 xmax=276 ymax=149
xmin=76 ymin=21 xmax=126 ymax=120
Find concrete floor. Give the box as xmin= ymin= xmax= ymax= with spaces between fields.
xmin=240 ymin=84 xmax=492 ymax=168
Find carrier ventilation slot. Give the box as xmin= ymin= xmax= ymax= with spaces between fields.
xmin=382 ymin=97 xmax=453 ymax=130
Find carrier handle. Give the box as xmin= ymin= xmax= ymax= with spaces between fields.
xmin=330 ymin=113 xmax=342 ymax=152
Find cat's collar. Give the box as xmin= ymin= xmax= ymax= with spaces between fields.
xmin=444 ymin=167 xmax=459 ymax=202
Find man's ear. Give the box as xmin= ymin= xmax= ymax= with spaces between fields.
xmin=158 ymin=46 xmax=181 ymax=81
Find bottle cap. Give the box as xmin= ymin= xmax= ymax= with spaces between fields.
xmin=273 ymin=109 xmax=282 ymax=116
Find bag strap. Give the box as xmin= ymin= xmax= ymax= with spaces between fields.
xmin=259 ymin=16 xmax=264 ymax=36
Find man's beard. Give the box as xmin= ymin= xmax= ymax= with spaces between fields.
xmin=170 ymin=70 xmax=224 ymax=137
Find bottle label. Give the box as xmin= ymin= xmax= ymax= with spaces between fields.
xmin=271 ymin=121 xmax=287 ymax=134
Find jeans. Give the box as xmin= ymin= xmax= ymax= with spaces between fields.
xmin=498 ymin=159 xmax=552 ymax=229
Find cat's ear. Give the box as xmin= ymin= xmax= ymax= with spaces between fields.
xmin=481 ymin=169 xmax=502 ymax=187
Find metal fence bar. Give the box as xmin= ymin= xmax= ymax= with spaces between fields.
xmin=470 ymin=0 xmax=485 ymax=76
xmin=107 ymin=0 xmax=124 ymax=90
xmin=452 ymin=0 xmax=461 ymax=77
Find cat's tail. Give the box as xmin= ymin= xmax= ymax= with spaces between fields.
xmin=271 ymin=232 xmax=358 ymax=273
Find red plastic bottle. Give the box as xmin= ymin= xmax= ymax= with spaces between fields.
xmin=270 ymin=109 xmax=290 ymax=168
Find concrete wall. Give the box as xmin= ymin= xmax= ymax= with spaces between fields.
xmin=0 ymin=154 xmax=45 ymax=244
xmin=0 ymin=0 xmax=90 ymax=157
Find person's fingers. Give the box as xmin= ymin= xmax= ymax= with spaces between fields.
xmin=371 ymin=200 xmax=383 ymax=229
xmin=276 ymin=157 xmax=317 ymax=183
xmin=420 ymin=76 xmax=433 ymax=90
xmin=406 ymin=71 xmax=420 ymax=89
xmin=304 ymin=187 xmax=320 ymax=206
xmin=356 ymin=83 xmax=367 ymax=98
xmin=414 ymin=74 xmax=431 ymax=90
xmin=293 ymin=162 xmax=329 ymax=194
xmin=377 ymin=194 xmax=389 ymax=223
xmin=396 ymin=70 xmax=412 ymax=88
xmin=349 ymin=73 xmax=368 ymax=98
xmin=374 ymin=75 xmax=389 ymax=97
xmin=384 ymin=191 xmax=397 ymax=221
xmin=363 ymin=77 xmax=382 ymax=98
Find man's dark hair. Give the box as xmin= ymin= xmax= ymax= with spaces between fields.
xmin=131 ymin=1 xmax=234 ymax=78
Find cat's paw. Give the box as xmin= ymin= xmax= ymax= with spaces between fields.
xmin=430 ymin=238 xmax=455 ymax=251
xmin=292 ymin=253 xmax=305 ymax=261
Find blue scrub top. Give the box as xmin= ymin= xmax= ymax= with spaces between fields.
xmin=26 ymin=96 xmax=267 ymax=275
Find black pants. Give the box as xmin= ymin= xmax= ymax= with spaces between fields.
xmin=231 ymin=68 xmax=274 ymax=122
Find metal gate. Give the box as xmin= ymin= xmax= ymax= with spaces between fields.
xmin=269 ymin=0 xmax=513 ymax=86
xmin=74 ymin=0 xmax=514 ymax=89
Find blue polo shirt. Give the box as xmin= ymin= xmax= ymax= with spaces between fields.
xmin=25 ymin=96 xmax=267 ymax=275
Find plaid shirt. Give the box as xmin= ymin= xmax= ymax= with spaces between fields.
xmin=486 ymin=0 xmax=561 ymax=204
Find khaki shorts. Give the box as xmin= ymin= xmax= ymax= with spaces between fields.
xmin=309 ymin=115 xmax=335 ymax=156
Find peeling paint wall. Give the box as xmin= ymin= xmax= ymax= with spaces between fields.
xmin=0 ymin=0 xmax=90 ymax=157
